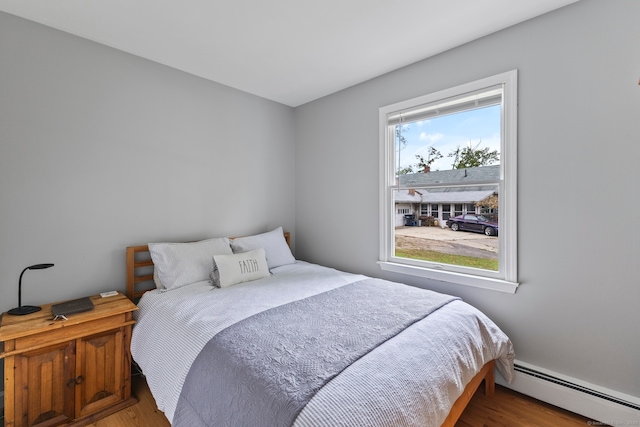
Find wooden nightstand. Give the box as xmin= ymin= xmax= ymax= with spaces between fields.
xmin=0 ymin=292 xmax=138 ymax=427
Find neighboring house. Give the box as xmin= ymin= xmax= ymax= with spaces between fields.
xmin=394 ymin=165 xmax=499 ymax=227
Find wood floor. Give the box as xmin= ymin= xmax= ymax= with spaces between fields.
xmin=86 ymin=374 xmax=596 ymax=427
xmin=456 ymin=384 xmax=597 ymax=426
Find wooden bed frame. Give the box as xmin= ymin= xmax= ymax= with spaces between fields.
xmin=125 ymin=231 xmax=494 ymax=427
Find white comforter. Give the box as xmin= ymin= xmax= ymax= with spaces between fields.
xmin=131 ymin=261 xmax=514 ymax=426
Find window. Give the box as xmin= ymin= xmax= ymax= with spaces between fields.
xmin=442 ymin=204 xmax=451 ymax=221
xmin=429 ymin=204 xmax=439 ymax=219
xmin=378 ymin=70 xmax=518 ymax=293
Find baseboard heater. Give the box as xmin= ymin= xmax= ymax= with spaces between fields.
xmin=514 ymin=364 xmax=640 ymax=412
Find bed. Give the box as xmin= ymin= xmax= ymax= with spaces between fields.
xmin=126 ymin=227 xmax=514 ymax=427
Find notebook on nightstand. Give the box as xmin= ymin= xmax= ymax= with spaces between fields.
xmin=52 ymin=297 xmax=94 ymax=318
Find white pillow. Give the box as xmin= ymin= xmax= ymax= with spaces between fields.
xmin=211 ymin=248 xmax=270 ymax=288
xmin=152 ymin=270 xmax=166 ymax=289
xmin=230 ymin=227 xmax=295 ymax=269
xmin=149 ymin=237 xmax=232 ymax=290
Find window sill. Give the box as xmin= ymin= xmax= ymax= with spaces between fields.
xmin=378 ymin=261 xmax=519 ymax=294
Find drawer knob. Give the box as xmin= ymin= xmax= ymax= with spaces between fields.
xmin=66 ymin=376 xmax=84 ymax=388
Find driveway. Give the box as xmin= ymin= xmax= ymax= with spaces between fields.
xmin=395 ymin=226 xmax=498 ymax=258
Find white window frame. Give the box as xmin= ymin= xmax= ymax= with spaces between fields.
xmin=378 ymin=70 xmax=518 ymax=293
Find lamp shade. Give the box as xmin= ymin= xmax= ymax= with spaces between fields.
xmin=7 ymin=263 xmax=54 ymax=316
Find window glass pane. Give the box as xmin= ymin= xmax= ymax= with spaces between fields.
xmin=394 ymin=184 xmax=499 ymax=271
xmin=394 ymin=106 xmax=500 ymax=179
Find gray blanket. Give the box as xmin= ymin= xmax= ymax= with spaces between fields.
xmin=172 ymin=278 xmax=458 ymax=427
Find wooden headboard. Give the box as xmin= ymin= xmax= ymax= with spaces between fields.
xmin=126 ymin=232 xmax=291 ymax=301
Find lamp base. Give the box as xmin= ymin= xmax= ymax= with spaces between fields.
xmin=7 ymin=305 xmax=42 ymax=316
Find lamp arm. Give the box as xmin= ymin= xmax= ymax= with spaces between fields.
xmin=17 ymin=267 xmax=29 ymax=308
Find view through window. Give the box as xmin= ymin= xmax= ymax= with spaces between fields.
xmin=394 ymin=104 xmax=501 ymax=271
xmin=379 ymin=70 xmax=518 ymax=292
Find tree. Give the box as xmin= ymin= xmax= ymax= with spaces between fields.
xmin=476 ymin=194 xmax=499 ymax=210
xmin=448 ymin=140 xmax=499 ymax=169
xmin=397 ymin=165 xmax=414 ymax=175
xmin=395 ymin=126 xmax=412 ymax=176
xmin=415 ymin=146 xmax=443 ymax=172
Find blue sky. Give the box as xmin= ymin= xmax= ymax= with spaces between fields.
xmin=396 ymin=105 xmax=501 ymax=173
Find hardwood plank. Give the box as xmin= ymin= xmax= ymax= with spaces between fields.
xmin=92 ymin=375 xmax=602 ymax=427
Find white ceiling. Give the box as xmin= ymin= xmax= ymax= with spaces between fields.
xmin=0 ymin=0 xmax=579 ymax=107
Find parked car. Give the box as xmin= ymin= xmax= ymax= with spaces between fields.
xmin=446 ymin=214 xmax=498 ymax=236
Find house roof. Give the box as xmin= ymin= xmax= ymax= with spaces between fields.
xmin=394 ymin=190 xmax=423 ymax=204
xmin=398 ymin=165 xmax=500 ymax=187
xmin=420 ymin=190 xmax=496 ymax=204
xmin=394 ymin=189 xmax=496 ymax=205
xmin=395 ymin=165 xmax=499 ymax=205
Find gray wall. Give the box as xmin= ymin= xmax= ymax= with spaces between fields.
xmin=2 ymin=0 xmax=639 ymax=405
xmin=295 ymin=0 xmax=640 ymax=398
xmin=0 ymin=14 xmax=295 ymax=312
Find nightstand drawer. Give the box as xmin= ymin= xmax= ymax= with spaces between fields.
xmin=4 ymin=313 xmax=134 ymax=357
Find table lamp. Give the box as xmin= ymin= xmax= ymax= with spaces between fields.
xmin=7 ymin=263 xmax=54 ymax=315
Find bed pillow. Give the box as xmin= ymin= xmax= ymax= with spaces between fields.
xmin=149 ymin=237 xmax=232 ymax=290
xmin=152 ymin=270 xmax=166 ymax=290
xmin=230 ymin=227 xmax=295 ymax=269
xmin=211 ymin=248 xmax=270 ymax=288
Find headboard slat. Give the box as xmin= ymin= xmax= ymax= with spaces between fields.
xmin=135 ymin=274 xmax=154 ymax=283
xmin=135 ymin=260 xmax=154 ymax=268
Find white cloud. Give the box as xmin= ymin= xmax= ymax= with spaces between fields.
xmin=419 ymin=132 xmax=444 ymax=142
